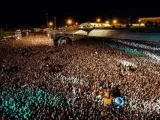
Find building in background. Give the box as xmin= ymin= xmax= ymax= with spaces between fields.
xmin=79 ymin=22 xmax=112 ymax=29
xmin=138 ymin=17 xmax=160 ymax=24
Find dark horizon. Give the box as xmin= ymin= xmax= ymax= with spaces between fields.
xmin=0 ymin=0 xmax=160 ymax=28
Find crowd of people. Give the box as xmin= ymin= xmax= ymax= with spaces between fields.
xmin=0 ymin=35 xmax=160 ymax=119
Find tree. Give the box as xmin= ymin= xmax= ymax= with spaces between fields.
xmin=0 ymin=28 xmax=4 ymax=40
xmin=126 ymin=24 xmax=130 ymax=29
xmin=112 ymin=25 xmax=115 ymax=29
xmin=145 ymin=21 xmax=153 ymax=28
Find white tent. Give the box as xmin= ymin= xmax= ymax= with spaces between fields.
xmin=74 ymin=30 xmax=88 ymax=35
xmin=79 ymin=22 xmax=94 ymax=29
xmin=88 ymin=29 xmax=160 ymax=42
xmin=88 ymin=29 xmax=115 ymax=37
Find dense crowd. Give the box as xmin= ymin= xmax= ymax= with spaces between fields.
xmin=0 ymin=35 xmax=160 ymax=119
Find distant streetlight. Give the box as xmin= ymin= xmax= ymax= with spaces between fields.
xmin=49 ymin=21 xmax=53 ymax=27
xmin=67 ymin=19 xmax=73 ymax=25
xmin=113 ymin=19 xmax=117 ymax=24
xmin=96 ymin=18 xmax=101 ymax=23
xmin=105 ymin=20 xmax=110 ymax=24
xmin=75 ymin=22 xmax=78 ymax=25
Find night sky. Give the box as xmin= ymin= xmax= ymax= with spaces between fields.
xmin=0 ymin=0 xmax=160 ymax=28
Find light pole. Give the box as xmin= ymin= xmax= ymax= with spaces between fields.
xmin=96 ymin=18 xmax=101 ymax=27
xmin=138 ymin=19 xmax=141 ymax=27
xmin=46 ymin=13 xmax=48 ymax=27
xmin=54 ymin=17 xmax=56 ymax=29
